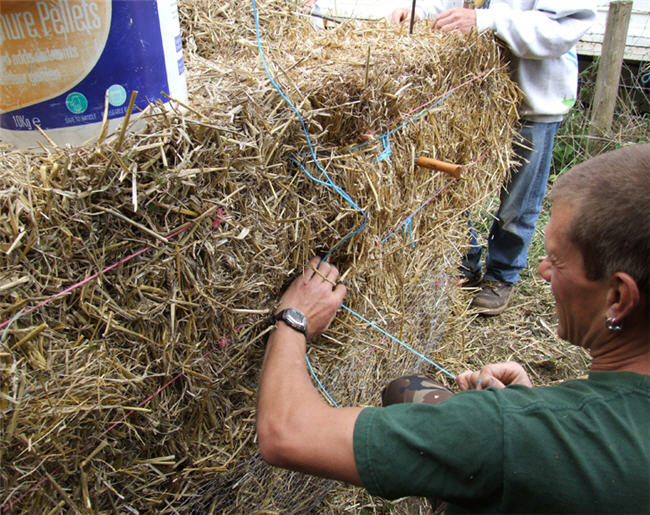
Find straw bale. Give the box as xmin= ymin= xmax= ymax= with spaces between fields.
xmin=0 ymin=0 xmax=520 ymax=511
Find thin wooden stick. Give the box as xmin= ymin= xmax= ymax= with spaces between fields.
xmin=409 ymin=0 xmax=417 ymax=34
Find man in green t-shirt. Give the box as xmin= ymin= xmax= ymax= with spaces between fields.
xmin=257 ymin=145 xmax=650 ymax=512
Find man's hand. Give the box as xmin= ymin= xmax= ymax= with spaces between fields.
xmin=432 ymin=8 xmax=476 ymax=33
xmin=276 ymin=256 xmax=346 ymax=339
xmin=259 ymin=256 xmax=361 ymax=485
xmin=303 ymin=0 xmax=318 ymax=12
xmin=387 ymin=8 xmax=419 ymax=24
xmin=456 ymin=362 xmax=533 ymax=390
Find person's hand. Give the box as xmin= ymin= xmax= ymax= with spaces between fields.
xmin=456 ymin=362 xmax=533 ymax=390
xmin=432 ymin=8 xmax=476 ymax=33
xmin=276 ymin=256 xmax=346 ymax=339
xmin=303 ymin=0 xmax=318 ymax=12
xmin=387 ymin=8 xmax=419 ymax=24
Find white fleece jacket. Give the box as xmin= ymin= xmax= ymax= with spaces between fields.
xmin=406 ymin=0 xmax=596 ymax=122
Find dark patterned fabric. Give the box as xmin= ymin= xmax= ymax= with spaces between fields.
xmin=381 ymin=375 xmax=454 ymax=407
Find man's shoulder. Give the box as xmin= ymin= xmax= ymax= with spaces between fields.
xmin=440 ymin=372 xmax=649 ymax=417
xmin=477 ymin=372 xmax=649 ymax=426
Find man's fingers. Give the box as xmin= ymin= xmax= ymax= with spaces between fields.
xmin=388 ymin=8 xmax=413 ymax=24
xmin=334 ymin=282 xmax=347 ymax=301
xmin=306 ymin=256 xmax=321 ymax=279
xmin=455 ymin=371 xmax=473 ymax=390
xmin=456 ymin=362 xmax=531 ymax=391
xmin=484 ymin=377 xmax=506 ymax=389
xmin=477 ymin=366 xmax=503 ymax=389
xmin=432 ymin=18 xmax=455 ymax=32
xmin=431 ymin=8 xmax=475 ymax=33
xmin=431 ymin=11 xmax=450 ymax=30
xmin=325 ymin=263 xmax=339 ymax=283
xmin=317 ymin=261 xmax=331 ymax=277
xmin=307 ymin=258 xmax=342 ymax=286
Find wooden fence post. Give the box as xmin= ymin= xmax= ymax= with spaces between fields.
xmin=588 ymin=0 xmax=633 ymax=147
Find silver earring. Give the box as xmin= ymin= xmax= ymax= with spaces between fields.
xmin=605 ymin=317 xmax=623 ymax=333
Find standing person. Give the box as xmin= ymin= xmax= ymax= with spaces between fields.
xmin=390 ymin=0 xmax=595 ymax=315
xmin=256 ymin=145 xmax=650 ymax=512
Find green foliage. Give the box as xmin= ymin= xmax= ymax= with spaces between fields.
xmin=550 ymin=58 xmax=650 ymax=184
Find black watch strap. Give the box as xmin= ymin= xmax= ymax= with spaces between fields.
xmin=273 ymin=308 xmax=308 ymax=337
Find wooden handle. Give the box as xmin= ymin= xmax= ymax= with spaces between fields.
xmin=416 ymin=157 xmax=463 ymax=178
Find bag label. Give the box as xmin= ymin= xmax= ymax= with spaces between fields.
xmin=1 ymin=0 xmax=179 ymax=131
xmin=1 ymin=0 xmax=111 ymax=114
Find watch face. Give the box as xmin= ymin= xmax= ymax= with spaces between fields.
xmin=284 ymin=308 xmax=307 ymax=332
xmin=276 ymin=308 xmax=307 ymax=335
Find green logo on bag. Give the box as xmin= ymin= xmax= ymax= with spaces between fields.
xmin=66 ymin=92 xmax=89 ymax=114
xmin=107 ymin=85 xmax=127 ymax=107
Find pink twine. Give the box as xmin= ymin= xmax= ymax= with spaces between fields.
xmin=388 ymin=71 xmax=488 ymax=129
xmin=381 ymin=180 xmax=455 ymax=242
xmin=0 ymin=219 xmax=225 ymax=510
xmin=218 ymin=324 xmax=243 ymax=349
xmin=0 ymin=223 xmax=193 ymax=330
xmin=212 ymin=207 xmax=226 ymax=228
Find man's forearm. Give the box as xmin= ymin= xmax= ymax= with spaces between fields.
xmin=257 ymin=323 xmax=363 ymax=484
xmin=256 ymin=257 xmax=362 ymax=484
xmin=258 ymin=323 xmax=326 ymax=446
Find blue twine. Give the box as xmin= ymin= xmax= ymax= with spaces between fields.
xmin=288 ymin=156 xmax=366 ymax=261
xmin=251 ymin=0 xmax=457 ymax=403
xmin=342 ymin=304 xmax=456 ymax=379
xmin=388 ymin=90 xmax=455 ymax=136
xmin=403 ymin=218 xmax=415 ymax=247
xmin=303 ymin=303 xmax=456 ymax=406
xmin=374 ymin=133 xmax=392 ymax=166
xmin=305 ymin=353 xmax=339 ymax=407
xmin=251 ymin=0 xmax=367 ymax=264
xmin=252 ymin=0 xmax=369 ymax=403
xmin=294 ymin=85 xmax=458 ymax=253
xmin=297 ymin=74 xmax=459 ymax=182
xmin=344 ymin=89 xmax=457 ymax=156
xmin=382 ymin=182 xmax=450 ymax=244
xmin=1 ymin=308 xmax=24 ymax=342
xmin=641 ymin=68 xmax=650 ymax=85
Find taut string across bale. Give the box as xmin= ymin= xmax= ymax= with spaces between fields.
xmin=0 ymin=0 xmax=520 ymax=511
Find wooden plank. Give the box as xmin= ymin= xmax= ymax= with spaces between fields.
xmin=577 ymin=0 xmax=650 ymax=61
xmin=590 ymin=0 xmax=634 ymax=138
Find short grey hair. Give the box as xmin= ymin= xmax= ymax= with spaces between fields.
xmin=550 ymin=143 xmax=650 ymax=296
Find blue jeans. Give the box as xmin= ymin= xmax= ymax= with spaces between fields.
xmin=462 ymin=120 xmax=560 ymax=284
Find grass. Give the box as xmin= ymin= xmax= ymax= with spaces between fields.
xmin=461 ymin=58 xmax=649 ymax=387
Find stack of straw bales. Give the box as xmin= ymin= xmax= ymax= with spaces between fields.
xmin=0 ymin=0 xmax=520 ymax=511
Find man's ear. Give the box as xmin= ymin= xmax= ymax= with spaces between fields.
xmin=606 ymin=272 xmax=640 ymax=321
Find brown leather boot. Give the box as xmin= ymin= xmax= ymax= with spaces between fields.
xmin=471 ymin=280 xmax=514 ymax=315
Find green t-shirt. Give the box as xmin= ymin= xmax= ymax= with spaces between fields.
xmin=354 ymin=372 xmax=650 ymax=513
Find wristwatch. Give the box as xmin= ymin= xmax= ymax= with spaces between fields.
xmin=273 ymin=308 xmax=308 ymax=338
